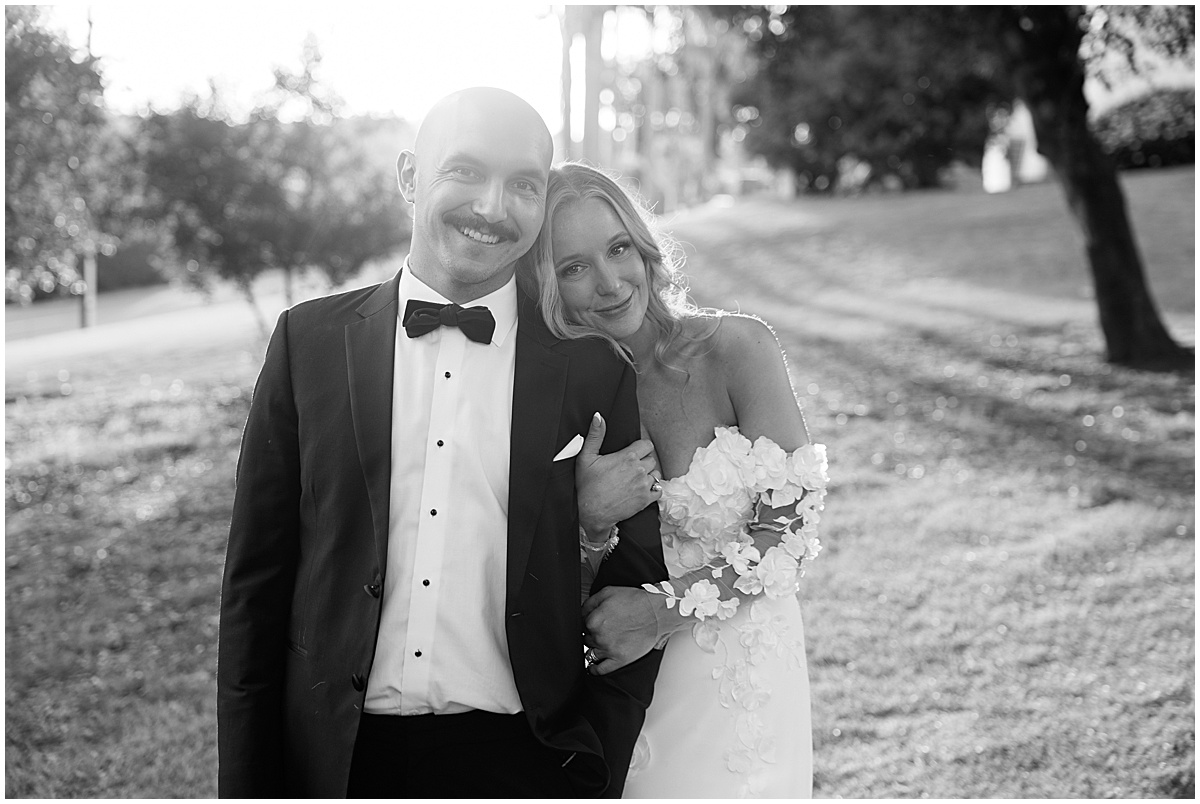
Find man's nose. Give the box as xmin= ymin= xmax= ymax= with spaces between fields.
xmin=472 ymin=181 xmax=507 ymax=224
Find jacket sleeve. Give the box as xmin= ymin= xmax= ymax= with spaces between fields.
xmin=579 ymin=359 xmax=668 ymax=798
xmin=217 ymin=311 xmax=301 ymax=797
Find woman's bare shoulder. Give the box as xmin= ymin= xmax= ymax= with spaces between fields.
xmin=709 ymin=312 xmax=785 ymax=368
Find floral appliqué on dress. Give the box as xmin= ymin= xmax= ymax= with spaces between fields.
xmin=641 ymin=426 xmax=828 ymax=793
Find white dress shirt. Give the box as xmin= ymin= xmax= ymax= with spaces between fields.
xmin=364 ymin=264 xmax=521 ymax=716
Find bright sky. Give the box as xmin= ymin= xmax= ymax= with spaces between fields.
xmin=45 ymin=2 xmax=566 ymax=131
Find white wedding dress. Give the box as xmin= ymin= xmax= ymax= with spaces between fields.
xmin=623 ymin=427 xmax=829 ymax=799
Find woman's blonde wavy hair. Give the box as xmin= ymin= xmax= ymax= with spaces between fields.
xmin=517 ymin=161 xmax=716 ymax=370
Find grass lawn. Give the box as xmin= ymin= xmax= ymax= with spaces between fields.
xmin=5 ymin=166 xmax=1194 ymax=797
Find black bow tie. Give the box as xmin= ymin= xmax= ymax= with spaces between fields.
xmin=403 ymin=299 xmax=496 ymax=344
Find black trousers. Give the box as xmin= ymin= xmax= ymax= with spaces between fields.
xmin=347 ymin=710 xmax=577 ymax=798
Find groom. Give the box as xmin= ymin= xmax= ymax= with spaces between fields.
xmin=217 ymin=87 xmax=666 ymax=798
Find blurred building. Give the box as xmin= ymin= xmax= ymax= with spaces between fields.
xmin=559 ymin=6 xmax=767 ymax=213
xmin=983 ymin=100 xmax=1051 ymax=193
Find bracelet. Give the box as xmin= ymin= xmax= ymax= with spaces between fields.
xmin=579 ymin=524 xmax=620 ymax=559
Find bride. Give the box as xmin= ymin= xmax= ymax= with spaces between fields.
xmin=519 ymin=163 xmax=829 ymax=798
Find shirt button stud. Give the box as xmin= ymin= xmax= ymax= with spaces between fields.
xmin=430 ymin=509 xmax=437 ymax=516
xmin=437 ymin=440 xmax=444 ymax=447
xmin=444 ymin=371 xmax=451 ymax=379
xmin=414 ymin=650 xmax=423 ymax=658
xmin=422 ymin=579 xmax=430 ymax=587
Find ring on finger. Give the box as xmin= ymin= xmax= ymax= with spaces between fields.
xmin=649 ymin=475 xmax=662 ymax=494
xmin=585 ymin=649 xmax=598 ymax=666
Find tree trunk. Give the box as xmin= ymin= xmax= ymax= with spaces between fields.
xmin=998 ymin=6 xmax=1191 ymax=369
xmin=560 ymin=8 xmax=573 ymax=159
xmin=237 ymin=278 xmax=269 ymax=341
xmin=282 ymin=265 xmax=295 ymax=308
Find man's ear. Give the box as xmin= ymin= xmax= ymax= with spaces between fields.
xmin=397 ymin=150 xmax=417 ymax=203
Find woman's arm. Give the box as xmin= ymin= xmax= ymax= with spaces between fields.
xmin=719 ymin=313 xmax=810 ymax=451
xmin=585 ymin=315 xmax=828 ymax=673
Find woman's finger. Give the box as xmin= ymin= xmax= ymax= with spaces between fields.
xmin=588 ymin=655 xmax=629 ymax=676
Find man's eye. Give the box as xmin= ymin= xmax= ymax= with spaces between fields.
xmin=453 ymin=167 xmax=478 ymax=179
xmin=513 ymin=179 xmax=536 ymax=192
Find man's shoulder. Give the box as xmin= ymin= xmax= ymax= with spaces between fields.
xmin=285 ymin=279 xmax=394 ymax=327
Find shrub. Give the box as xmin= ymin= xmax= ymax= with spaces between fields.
xmin=1091 ymin=87 xmax=1195 ymax=170
xmin=96 ymin=228 xmax=171 ymax=292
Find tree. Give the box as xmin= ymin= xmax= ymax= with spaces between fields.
xmin=4 ymin=5 xmax=108 ymax=302
xmin=722 ymin=6 xmax=1008 ymax=192
xmin=139 ymin=93 xmax=283 ymax=335
xmin=724 ymin=4 xmax=1192 ymax=368
xmin=140 ymin=41 xmax=410 ymax=333
xmin=985 ymin=5 xmax=1192 ymax=368
xmin=254 ymin=38 xmax=410 ymax=305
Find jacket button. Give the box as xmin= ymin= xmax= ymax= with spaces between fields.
xmin=351 ymin=673 xmax=366 ymax=691
xmin=363 ymin=582 xmax=381 ymax=598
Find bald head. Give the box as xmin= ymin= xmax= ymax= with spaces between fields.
xmin=415 ymin=87 xmax=553 ymax=164
xmin=398 ymin=87 xmax=554 ymax=304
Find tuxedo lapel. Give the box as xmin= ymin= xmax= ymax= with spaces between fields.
xmin=346 ymin=272 xmax=401 ymax=567
xmin=506 ymin=290 xmax=569 ymax=606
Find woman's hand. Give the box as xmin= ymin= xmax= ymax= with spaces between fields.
xmin=582 ymin=586 xmax=662 ymax=675
xmin=576 ymin=413 xmax=662 ymax=540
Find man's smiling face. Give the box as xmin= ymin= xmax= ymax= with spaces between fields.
xmin=400 ymin=91 xmax=552 ymax=303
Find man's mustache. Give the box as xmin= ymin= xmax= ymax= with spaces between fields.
xmin=444 ymin=212 xmax=519 ymax=242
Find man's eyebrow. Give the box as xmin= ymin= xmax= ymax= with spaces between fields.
xmin=440 ymin=152 xmax=546 ymax=184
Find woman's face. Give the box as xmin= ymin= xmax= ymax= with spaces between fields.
xmin=551 ymin=197 xmax=649 ymax=342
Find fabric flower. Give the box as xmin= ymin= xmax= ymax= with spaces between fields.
xmin=768 ymin=482 xmax=804 ymax=509
xmin=747 ymin=437 xmax=790 ymax=490
xmin=725 ymin=746 xmax=754 ymax=774
xmin=713 ymin=426 xmax=752 ymax=463
xmin=675 ymin=538 xmax=708 ymax=571
xmin=693 ymin=620 xmax=721 ymax=653
xmin=731 ymin=671 xmax=769 ymax=711
xmin=715 ymin=596 xmax=741 ymax=621
xmin=780 ymin=530 xmax=809 ymax=561
xmin=733 ymin=569 xmax=763 ymax=596
xmin=686 ymin=447 xmax=746 ymax=505
xmin=721 ymin=541 xmax=761 ymax=577
xmin=659 ymin=490 xmax=692 ymax=526
xmin=679 ymin=579 xmax=721 ymax=619
xmin=739 ymin=600 xmax=791 ymax=664
xmin=628 ymin=733 xmax=651 ymax=777
xmin=755 ymin=547 xmax=801 ymax=598
xmin=792 ymin=443 xmax=829 ymax=490
xmin=735 ymin=711 xmax=766 ymax=748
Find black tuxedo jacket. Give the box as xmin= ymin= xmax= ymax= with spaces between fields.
xmin=216 ymin=272 xmax=666 ymax=797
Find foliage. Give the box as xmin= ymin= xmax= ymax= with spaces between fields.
xmin=1083 ymin=5 xmax=1195 ymax=89
xmin=5 ymin=6 xmax=107 ymax=302
xmin=139 ymin=40 xmax=409 ymax=320
xmin=5 ymin=170 xmax=1193 ymax=796
xmin=94 ymin=225 xmax=173 ymax=292
xmin=720 ymin=5 xmax=1195 ymax=194
xmin=717 ymin=5 xmax=1008 ymax=192
xmin=139 ymin=98 xmax=282 ymax=302
xmin=1092 ymin=88 xmax=1195 ymax=170
xmin=254 ymin=38 xmax=410 ymax=298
